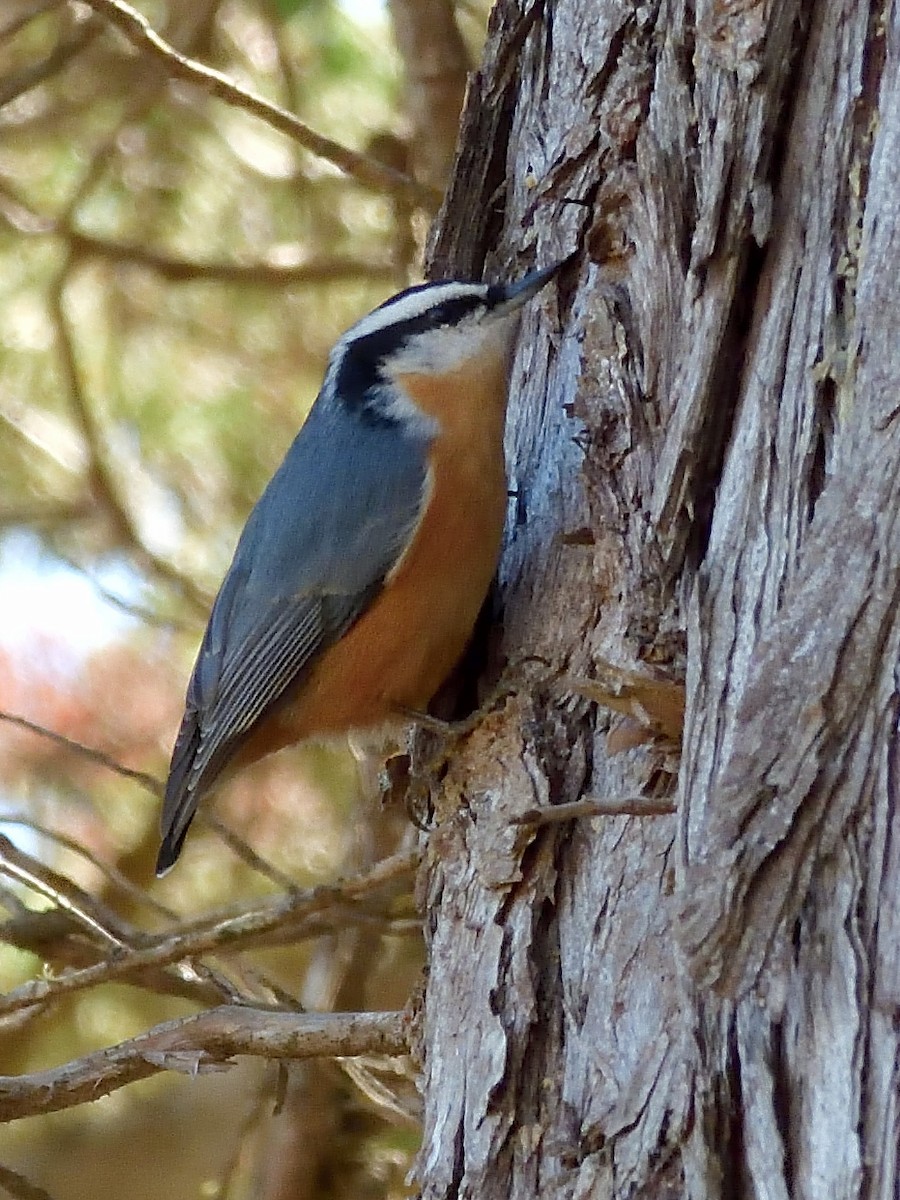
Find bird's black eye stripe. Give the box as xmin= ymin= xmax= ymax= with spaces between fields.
xmin=332 ymin=348 xmax=398 ymax=426
xmin=371 ymin=292 xmax=484 ymax=341
xmin=484 ymin=283 xmax=506 ymax=308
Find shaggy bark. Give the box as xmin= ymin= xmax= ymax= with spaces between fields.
xmin=419 ymin=2 xmax=900 ymax=1197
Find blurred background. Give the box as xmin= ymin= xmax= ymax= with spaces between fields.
xmin=0 ymin=1 xmax=488 ymax=1195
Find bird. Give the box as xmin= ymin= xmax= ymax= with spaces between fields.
xmin=157 ymin=258 xmax=565 ymax=874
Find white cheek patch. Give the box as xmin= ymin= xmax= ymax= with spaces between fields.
xmin=386 ymin=315 xmax=518 ymax=377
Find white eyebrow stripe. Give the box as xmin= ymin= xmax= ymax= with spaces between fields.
xmin=342 ymin=282 xmax=489 ymax=342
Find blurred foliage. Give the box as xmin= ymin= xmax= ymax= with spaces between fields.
xmin=0 ymin=0 xmax=411 ymax=592
xmin=0 ymin=1 xmax=487 ymax=1196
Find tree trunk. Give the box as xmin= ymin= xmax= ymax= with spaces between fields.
xmin=418 ymin=2 xmax=900 ymax=1197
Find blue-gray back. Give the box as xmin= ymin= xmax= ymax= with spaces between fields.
xmin=158 ymin=392 xmax=431 ymax=869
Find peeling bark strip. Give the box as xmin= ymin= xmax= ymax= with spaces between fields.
xmin=678 ymin=0 xmax=900 ymax=992
xmin=419 ymin=1 xmax=900 ymax=1198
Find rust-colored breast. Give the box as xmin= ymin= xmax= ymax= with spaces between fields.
xmin=234 ymin=355 xmax=512 ymax=764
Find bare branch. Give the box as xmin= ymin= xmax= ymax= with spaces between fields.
xmin=512 ymin=796 xmax=677 ymax=826
xmin=0 ymin=815 xmax=174 ymax=919
xmin=0 ymin=709 xmax=163 ymax=796
xmin=80 ymin=0 xmax=439 ymax=208
xmin=0 ymin=835 xmax=126 ymax=948
xmin=0 ymin=750 xmax=315 ymax=1011
xmin=0 ymin=8 xmax=101 ymax=109
xmin=0 ymin=832 xmax=261 ymax=1011
xmin=0 ymin=712 xmax=410 ymax=915
xmin=0 ymin=1005 xmax=408 ymax=1122
xmin=202 ymin=814 xmax=303 ymax=894
xmin=0 ymin=850 xmax=419 ymax=1019
xmin=0 ymin=1162 xmax=58 ymax=1200
xmin=67 ymin=234 xmax=403 ymax=287
xmin=0 ymin=842 xmax=327 ymax=1014
xmin=0 ymin=163 xmax=405 ymax=288
xmin=0 ymin=712 xmax=418 ymax=951
xmin=0 ymin=908 xmax=247 ymax=1012
xmin=49 ymin=260 xmax=213 ymax=613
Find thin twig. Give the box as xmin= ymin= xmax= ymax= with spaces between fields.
xmin=0 ymin=815 xmax=174 ymax=919
xmin=155 ymin=849 xmax=419 ymax=943
xmin=0 ymin=1005 xmax=408 ymax=1122
xmin=0 ymin=709 xmax=163 ymax=795
xmin=0 ymin=828 xmax=308 ymax=1014
xmin=0 ymin=9 xmax=102 ymax=109
xmin=0 ymin=711 xmax=331 ymax=899
xmin=0 ymin=838 xmax=243 ymax=1012
xmin=81 ymin=0 xmax=439 ymax=207
xmin=0 ymin=908 xmax=247 ymax=1013
xmin=0 ymin=1162 xmax=59 ymax=1200
xmin=0 ymin=712 xmax=405 ymax=911
xmin=202 ymin=814 xmax=302 ymax=894
xmin=558 ymin=667 xmax=686 ymax=742
xmin=70 ymin=234 xmax=402 ymax=287
xmin=200 ymin=907 xmax=423 ymax=957
xmin=0 ymin=850 xmax=419 ymax=1018
xmin=0 ymin=835 xmax=126 ymax=948
xmin=0 ymin=185 xmax=404 ymax=287
xmin=512 ymin=797 xmax=677 ymax=826
xmin=0 ymin=717 xmax=417 ymax=1004
xmin=50 ymin=258 xmax=212 ymax=613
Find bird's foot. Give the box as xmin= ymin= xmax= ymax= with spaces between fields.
xmin=386 ymin=674 xmax=532 ymax=828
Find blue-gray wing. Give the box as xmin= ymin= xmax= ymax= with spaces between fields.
xmin=157 ymin=397 xmax=429 ymax=872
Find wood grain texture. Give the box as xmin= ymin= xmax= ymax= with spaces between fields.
xmin=418 ymin=1 xmax=900 ymax=1197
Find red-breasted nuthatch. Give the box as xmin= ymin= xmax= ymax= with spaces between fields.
xmin=157 ymin=260 xmax=564 ymax=874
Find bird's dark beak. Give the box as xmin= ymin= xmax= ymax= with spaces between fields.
xmin=492 ymin=253 xmax=574 ymax=315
